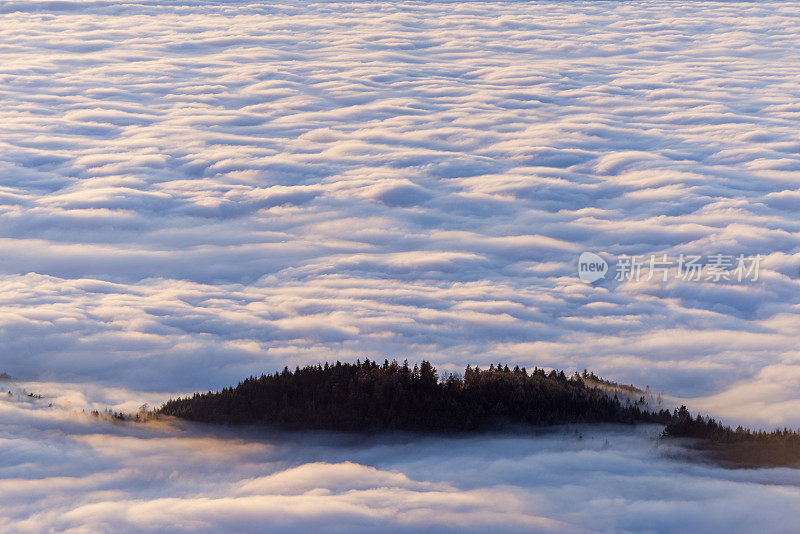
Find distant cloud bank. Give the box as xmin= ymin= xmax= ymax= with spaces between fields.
xmin=2 ymin=0 xmax=800 ymax=530
xmin=2 ymin=394 xmax=800 ymax=533
xmin=0 ymin=0 xmax=799 ymax=432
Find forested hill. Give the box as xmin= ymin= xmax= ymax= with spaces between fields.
xmin=159 ymin=359 xmax=671 ymax=431
xmin=662 ymin=406 xmax=800 ymax=467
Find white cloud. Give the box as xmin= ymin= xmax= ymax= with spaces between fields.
xmin=1 ymin=0 xmax=800 ymax=527
xmin=0 ymin=1 xmax=800 ymax=424
xmin=1 ymin=398 xmax=799 ymax=533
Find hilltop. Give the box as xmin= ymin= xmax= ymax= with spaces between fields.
xmin=158 ymin=359 xmax=800 ymax=467
xmin=159 ymin=359 xmax=670 ymax=432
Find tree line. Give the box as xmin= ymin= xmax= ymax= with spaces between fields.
xmin=159 ymin=359 xmax=671 ymax=431
xmin=157 ymin=359 xmax=800 ymax=465
xmin=663 ymin=405 xmax=800 ymax=466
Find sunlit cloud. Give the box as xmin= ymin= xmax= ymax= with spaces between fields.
xmin=1 ymin=0 xmax=800 ymax=529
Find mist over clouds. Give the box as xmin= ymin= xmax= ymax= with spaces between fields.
xmin=4 ymin=0 xmax=800 ymax=529
xmin=2 ymin=395 xmax=799 ymax=533
xmin=0 ymin=0 xmax=798 ymax=427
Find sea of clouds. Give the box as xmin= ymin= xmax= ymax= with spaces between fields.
xmin=2 ymin=392 xmax=800 ymax=533
xmin=2 ymin=0 xmax=800 ymax=530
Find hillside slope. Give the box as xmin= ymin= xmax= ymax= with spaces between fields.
xmin=160 ymin=360 xmax=670 ymax=431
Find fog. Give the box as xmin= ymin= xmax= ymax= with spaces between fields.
xmin=0 ymin=1 xmax=800 ymax=427
xmin=0 ymin=0 xmax=799 ymax=428
xmin=3 ymin=0 xmax=800 ymax=529
xmin=1 ymin=390 xmax=798 ymax=533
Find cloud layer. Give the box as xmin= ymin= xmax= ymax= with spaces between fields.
xmin=3 ymin=0 xmax=800 ymax=529
xmin=1 ymin=0 xmax=799 ymax=427
xmin=2 ymin=396 xmax=800 ymax=533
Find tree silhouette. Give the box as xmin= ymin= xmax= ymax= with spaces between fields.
xmin=159 ymin=359 xmax=671 ymax=431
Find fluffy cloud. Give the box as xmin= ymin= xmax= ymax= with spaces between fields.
xmin=0 ymin=0 xmax=799 ymax=424
xmin=2 ymin=0 xmax=800 ymax=528
xmin=1 ymin=396 xmax=799 ymax=533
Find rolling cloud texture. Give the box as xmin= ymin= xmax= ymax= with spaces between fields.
xmin=2 ymin=0 xmax=800 ymax=530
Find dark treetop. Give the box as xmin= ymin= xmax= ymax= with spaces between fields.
xmin=662 ymin=405 xmax=800 ymax=467
xmin=159 ymin=359 xmax=670 ymax=432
